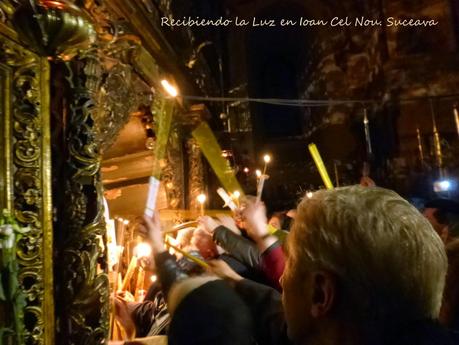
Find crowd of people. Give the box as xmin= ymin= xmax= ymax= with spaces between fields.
xmin=110 ymin=185 xmax=459 ymax=345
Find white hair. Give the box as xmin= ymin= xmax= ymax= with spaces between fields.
xmin=287 ymin=185 xmax=447 ymax=320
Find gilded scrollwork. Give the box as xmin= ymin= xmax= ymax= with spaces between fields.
xmin=93 ymin=62 xmax=151 ymax=154
xmin=186 ymin=137 xmax=205 ymax=211
xmin=162 ymin=125 xmax=185 ymax=210
xmin=53 ymin=55 xmax=109 ymax=345
xmin=0 ymin=25 xmax=54 ymax=345
xmin=0 ymin=0 xmax=19 ymax=25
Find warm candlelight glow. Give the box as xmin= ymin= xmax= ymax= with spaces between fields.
xmin=197 ymin=194 xmax=207 ymax=204
xmin=151 ymin=275 xmax=157 ymax=283
xmin=255 ymin=170 xmax=262 ymax=178
xmin=197 ymin=194 xmax=206 ymax=216
xmin=134 ymin=242 xmax=152 ymax=258
xmin=161 ymin=79 xmax=179 ymax=97
xmin=243 ymin=167 xmax=250 ymax=173
xmin=233 ymin=190 xmax=241 ymax=199
xmin=262 ymin=154 xmax=272 ymax=176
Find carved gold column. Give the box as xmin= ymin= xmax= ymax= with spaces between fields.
xmin=0 ymin=24 xmax=54 ymax=345
xmin=182 ymin=104 xmax=209 ymax=211
xmin=162 ymin=126 xmax=185 ymax=210
xmin=53 ymin=55 xmax=109 ymax=345
xmin=186 ymin=137 xmax=205 ymax=211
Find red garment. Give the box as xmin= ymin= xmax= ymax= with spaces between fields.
xmin=260 ymin=244 xmax=286 ymax=291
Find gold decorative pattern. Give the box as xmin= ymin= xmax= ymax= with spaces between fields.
xmin=54 ymin=55 xmax=109 ymax=345
xmin=186 ymin=137 xmax=205 ymax=211
xmin=162 ymin=126 xmax=185 ymax=210
xmin=0 ymin=23 xmax=54 ymax=345
xmin=0 ymin=0 xmax=18 ymax=26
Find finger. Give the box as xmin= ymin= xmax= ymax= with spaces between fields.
xmin=142 ymin=215 xmax=155 ymax=227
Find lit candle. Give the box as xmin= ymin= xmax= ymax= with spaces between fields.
xmin=262 ymin=154 xmax=271 ymax=176
xmin=197 ymin=194 xmax=206 ymax=216
xmin=216 ymin=188 xmax=237 ymax=211
xmin=233 ymin=190 xmax=241 ymax=208
xmin=135 ymin=242 xmax=152 ymax=259
xmin=416 ymin=127 xmax=424 ymax=163
xmin=121 ymin=255 xmax=138 ymax=291
xmin=134 ymin=267 xmax=145 ymax=301
xmin=454 ymin=105 xmax=459 ymax=139
xmin=256 ymin=175 xmax=267 ymax=203
xmin=363 ymin=109 xmax=372 ymax=156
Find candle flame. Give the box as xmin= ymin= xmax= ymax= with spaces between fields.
xmin=135 ymin=242 xmax=152 ymax=258
xmin=197 ymin=194 xmax=207 ymax=204
xmin=161 ymin=79 xmax=179 ymax=97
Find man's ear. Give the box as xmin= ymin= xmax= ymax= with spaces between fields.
xmin=310 ymin=271 xmax=336 ymax=318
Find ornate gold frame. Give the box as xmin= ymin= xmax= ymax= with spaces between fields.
xmin=0 ymin=23 xmax=54 ymax=345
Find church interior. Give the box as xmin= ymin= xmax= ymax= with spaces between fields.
xmin=1 ymin=0 xmax=459 ymax=344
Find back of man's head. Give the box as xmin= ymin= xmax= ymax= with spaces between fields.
xmin=289 ymin=186 xmax=447 ymax=324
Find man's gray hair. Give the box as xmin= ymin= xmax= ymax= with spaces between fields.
xmin=288 ymin=185 xmax=447 ymax=320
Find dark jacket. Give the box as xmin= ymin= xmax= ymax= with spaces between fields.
xmin=441 ymin=238 xmax=459 ymax=332
xmin=168 ymin=280 xmax=254 ymax=345
xmin=233 ymin=279 xmax=458 ymax=345
xmin=213 ymin=225 xmax=260 ymax=267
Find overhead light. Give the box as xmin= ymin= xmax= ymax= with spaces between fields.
xmin=161 ymin=79 xmax=178 ymax=97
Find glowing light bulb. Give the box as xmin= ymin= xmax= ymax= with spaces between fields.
xmin=151 ymin=275 xmax=157 ymax=283
xmin=233 ymin=191 xmax=241 ymax=199
xmin=243 ymin=167 xmax=250 ymax=173
xmin=256 ymin=170 xmax=262 ymax=178
xmin=263 ymin=154 xmax=271 ymax=164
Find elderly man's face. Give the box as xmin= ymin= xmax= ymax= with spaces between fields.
xmin=191 ymin=228 xmax=218 ymax=259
